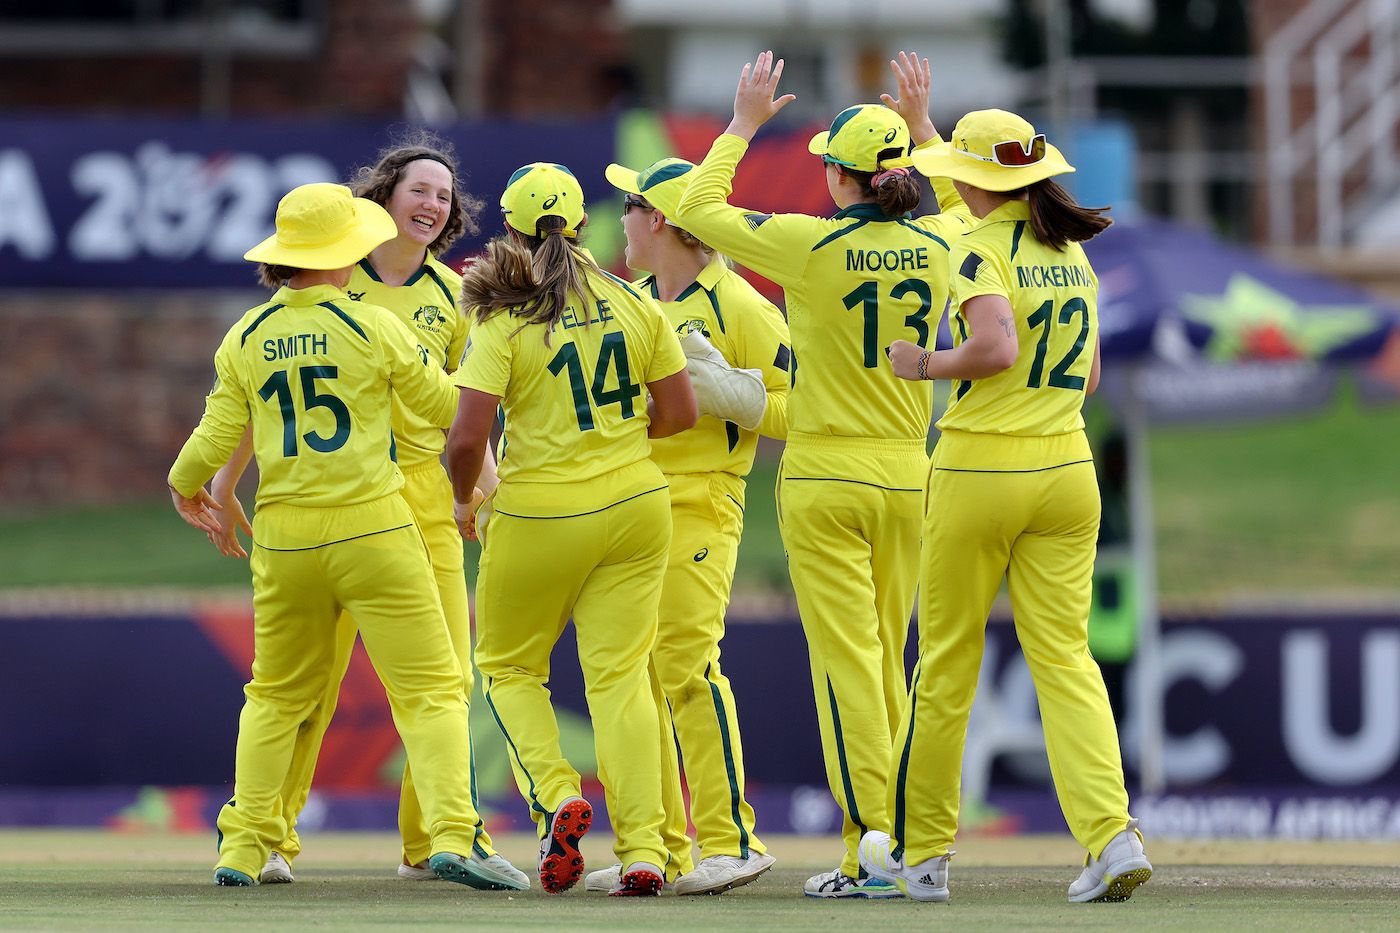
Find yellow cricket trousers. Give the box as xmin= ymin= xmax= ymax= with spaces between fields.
xmin=778 ymin=434 xmax=927 ymax=879
xmin=215 ymin=497 xmax=487 ymax=877
xmin=888 ymin=445 xmax=1132 ymax=865
xmin=651 ymin=472 xmax=765 ymax=876
xmin=270 ymin=460 xmax=481 ymax=867
xmin=474 ymin=487 xmax=671 ymax=869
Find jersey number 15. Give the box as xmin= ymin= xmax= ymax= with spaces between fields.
xmin=258 ymin=366 xmax=351 ymax=456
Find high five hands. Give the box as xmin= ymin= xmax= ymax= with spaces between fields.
xmin=880 ymin=51 xmax=938 ymax=145
xmin=728 ymin=50 xmax=797 ymax=141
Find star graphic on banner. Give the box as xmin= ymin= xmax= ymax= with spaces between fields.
xmin=1181 ymin=274 xmax=1380 ymax=361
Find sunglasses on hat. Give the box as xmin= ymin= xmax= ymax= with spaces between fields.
xmin=958 ymin=133 xmax=1048 ymax=168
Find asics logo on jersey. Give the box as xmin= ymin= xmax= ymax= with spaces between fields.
xmin=543 ymin=195 xmax=559 ymax=210
xmin=693 ymin=548 xmax=709 ymax=562
xmin=884 ymin=128 xmax=898 ymax=143
xmin=346 ymin=290 xmax=366 ymax=301
xmin=743 ymin=213 xmax=772 ymax=230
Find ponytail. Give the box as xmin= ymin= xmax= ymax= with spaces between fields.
xmin=460 ymin=215 xmax=600 ymax=341
xmin=846 ymin=147 xmax=922 ymax=217
xmin=1023 ymin=179 xmax=1111 ymax=250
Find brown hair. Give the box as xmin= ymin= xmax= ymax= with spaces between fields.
xmin=460 ymin=216 xmax=600 ymax=341
xmin=257 ymin=263 xmax=300 ymax=289
xmin=846 ymin=147 xmax=922 ymax=217
xmin=348 ymin=130 xmax=482 ymax=255
xmin=1014 ymin=179 xmax=1112 ymax=249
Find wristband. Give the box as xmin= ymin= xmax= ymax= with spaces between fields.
xmin=453 ymin=500 xmax=473 ymax=524
xmin=917 ymin=351 xmax=930 ymax=380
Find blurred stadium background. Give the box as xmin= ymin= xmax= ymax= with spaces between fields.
xmin=3 ymin=0 xmax=1400 ymax=868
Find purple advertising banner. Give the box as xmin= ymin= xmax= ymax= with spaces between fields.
xmin=2 ymin=609 xmax=1397 ymax=836
xmin=0 ymin=116 xmax=617 ymax=288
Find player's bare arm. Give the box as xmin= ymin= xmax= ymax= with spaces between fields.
xmin=444 ymin=386 xmax=497 ymax=540
xmin=646 ymin=368 xmax=699 ymax=438
xmin=889 ymin=294 xmax=1018 ymax=381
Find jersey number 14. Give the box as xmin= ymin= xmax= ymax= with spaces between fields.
xmin=547 ymin=332 xmax=642 ymax=432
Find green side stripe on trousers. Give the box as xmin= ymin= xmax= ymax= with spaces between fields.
xmin=826 ymin=676 xmax=866 ymax=838
xmin=483 ymin=680 xmax=549 ymax=815
xmin=891 ymin=661 xmax=923 ymax=863
xmin=706 ymin=662 xmax=750 ymax=858
xmin=468 ymin=699 xmax=489 ymax=856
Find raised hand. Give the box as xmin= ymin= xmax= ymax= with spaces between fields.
xmin=879 ymin=51 xmax=937 ymax=145
xmin=728 ymin=50 xmax=797 ymax=141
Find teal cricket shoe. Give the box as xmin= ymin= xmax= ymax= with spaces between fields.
xmin=213 ymin=867 xmax=257 ymax=887
xmin=429 ymin=852 xmax=530 ymax=891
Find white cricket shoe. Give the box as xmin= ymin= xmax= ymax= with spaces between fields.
xmin=397 ymin=860 xmax=438 ymax=881
xmin=429 ymin=851 xmax=530 ymax=891
xmin=802 ymin=866 xmax=902 ymax=898
xmin=673 ymin=851 xmax=776 ymax=896
xmin=584 ymin=863 xmax=622 ymax=893
xmin=858 ymin=830 xmax=950 ymax=902
xmin=260 ymin=851 xmax=294 ymax=884
xmin=1068 ymin=819 xmax=1152 ymax=903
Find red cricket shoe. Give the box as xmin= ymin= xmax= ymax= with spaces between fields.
xmin=538 ymin=796 xmax=592 ymax=893
xmin=609 ymin=862 xmax=664 ymax=897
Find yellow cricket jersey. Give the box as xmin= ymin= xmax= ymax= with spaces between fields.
xmin=347 ymin=254 xmax=467 ymax=467
xmin=639 ymin=256 xmax=790 ymax=478
xmin=675 ymin=133 xmax=971 ymax=484
xmin=453 ymin=264 xmax=688 ymax=518
xmin=937 ymin=199 xmax=1099 ymax=471
xmin=168 ymin=283 xmax=458 ymax=547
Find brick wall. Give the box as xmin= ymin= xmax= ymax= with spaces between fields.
xmin=0 ymin=0 xmax=415 ymax=117
xmin=0 ymin=294 xmax=253 ymax=504
xmin=478 ymin=0 xmax=630 ymax=116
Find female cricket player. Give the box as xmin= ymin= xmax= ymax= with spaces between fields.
xmin=574 ymin=156 xmax=789 ymax=896
xmin=445 ymin=162 xmax=698 ymax=897
xmin=168 ymin=182 xmax=526 ymax=891
xmin=203 ymin=134 xmax=496 ymax=883
xmin=673 ymin=51 xmax=970 ymax=897
xmin=858 ymin=109 xmax=1152 ymax=904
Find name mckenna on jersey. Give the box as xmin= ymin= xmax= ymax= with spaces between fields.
xmin=1015 ymin=263 xmax=1094 ymax=288
xmin=263 ymin=333 xmax=328 ymax=361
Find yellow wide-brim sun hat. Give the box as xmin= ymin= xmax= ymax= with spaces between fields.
xmin=244 ymin=183 xmax=397 ymax=269
xmin=604 ymin=157 xmax=695 ymax=218
xmin=501 ymin=162 xmax=587 ymax=237
xmin=912 ymin=109 xmax=1074 ymax=192
xmin=808 ymin=104 xmax=913 ymax=173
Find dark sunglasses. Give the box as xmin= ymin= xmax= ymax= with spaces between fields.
xmin=623 ymin=194 xmax=654 ymax=213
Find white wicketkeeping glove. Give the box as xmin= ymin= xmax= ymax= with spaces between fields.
xmin=679 ymin=329 xmax=767 ymax=431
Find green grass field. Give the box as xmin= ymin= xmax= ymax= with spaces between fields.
xmin=3 ymin=831 xmax=1398 ymax=930
xmin=1 ymin=384 xmax=1397 ymax=603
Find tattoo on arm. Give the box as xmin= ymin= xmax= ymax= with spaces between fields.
xmin=997 ymin=314 xmax=1014 ymax=337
